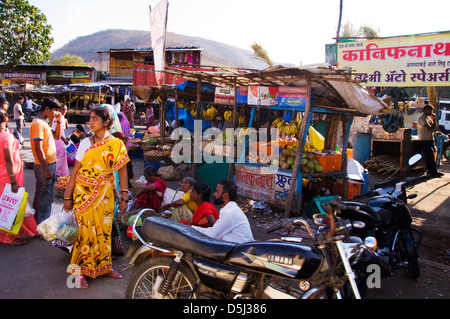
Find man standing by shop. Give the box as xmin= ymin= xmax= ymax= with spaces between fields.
xmin=13 ymin=96 xmax=25 ymax=133
xmin=30 ymin=97 xmax=63 ymax=224
xmin=417 ymin=104 xmax=442 ymax=178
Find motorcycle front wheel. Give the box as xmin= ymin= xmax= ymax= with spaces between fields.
xmin=398 ymin=230 xmax=420 ymax=279
xmin=125 ymin=256 xmax=198 ymax=299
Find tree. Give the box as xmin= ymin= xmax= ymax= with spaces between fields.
xmin=52 ymin=54 xmax=90 ymax=67
xmin=250 ymin=42 xmax=274 ymax=67
xmin=0 ymin=0 xmax=53 ymax=70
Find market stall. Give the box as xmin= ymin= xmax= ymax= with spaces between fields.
xmin=161 ymin=64 xmax=386 ymax=217
xmin=66 ymin=82 xmax=131 ymax=123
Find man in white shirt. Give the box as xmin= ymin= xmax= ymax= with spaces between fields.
xmin=13 ymin=96 xmax=25 ymax=133
xmin=192 ymin=180 xmax=254 ymax=243
xmin=25 ymin=96 xmax=39 ymax=122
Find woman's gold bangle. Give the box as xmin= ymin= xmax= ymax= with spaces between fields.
xmin=64 ymin=197 xmax=73 ymax=201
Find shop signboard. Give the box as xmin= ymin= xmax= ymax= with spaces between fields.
xmin=337 ymin=31 xmax=450 ymax=87
xmin=214 ymin=87 xmax=235 ymax=104
xmin=235 ymin=164 xmax=297 ymax=207
xmin=47 ymin=71 xmax=91 ymax=79
xmin=1 ymin=72 xmax=45 ymax=81
xmin=278 ymin=86 xmax=308 ymax=107
xmin=236 ymin=86 xmax=248 ymax=104
xmin=247 ymin=86 xmax=278 ymax=106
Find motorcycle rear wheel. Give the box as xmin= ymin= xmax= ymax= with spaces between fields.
xmin=125 ymin=256 xmax=198 ymax=299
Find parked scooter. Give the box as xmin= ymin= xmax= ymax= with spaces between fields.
xmin=125 ymin=199 xmax=377 ymax=299
xmin=338 ymin=154 xmax=426 ymax=279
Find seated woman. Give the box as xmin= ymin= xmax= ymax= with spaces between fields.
xmin=159 ymin=177 xmax=196 ymax=222
xmin=180 ymin=182 xmax=219 ymax=228
xmin=73 ymin=124 xmax=91 ymax=140
xmin=134 ymin=166 xmax=167 ymax=211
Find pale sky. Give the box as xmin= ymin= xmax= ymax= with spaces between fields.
xmin=29 ymin=0 xmax=450 ymax=66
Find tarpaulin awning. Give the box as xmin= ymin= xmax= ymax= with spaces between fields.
xmin=164 ymin=63 xmax=387 ymax=115
xmin=174 ymin=80 xmax=216 ymax=93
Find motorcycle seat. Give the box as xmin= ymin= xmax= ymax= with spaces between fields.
xmin=355 ymin=202 xmax=393 ymax=224
xmin=141 ymin=216 xmax=238 ymax=262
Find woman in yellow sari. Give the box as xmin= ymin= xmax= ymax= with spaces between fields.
xmin=63 ymin=107 xmax=129 ymax=289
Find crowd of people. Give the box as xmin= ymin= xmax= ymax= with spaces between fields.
xmin=0 ymin=95 xmax=254 ymax=290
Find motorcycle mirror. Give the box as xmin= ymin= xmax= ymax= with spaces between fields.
xmin=408 ymin=154 xmax=422 ymax=166
xmin=364 ymin=236 xmax=377 ymax=253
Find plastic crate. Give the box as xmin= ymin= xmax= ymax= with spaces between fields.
xmin=314 ymin=153 xmax=342 ymax=172
xmin=336 ymin=180 xmax=362 ymax=200
xmin=303 ymin=195 xmax=338 ymax=218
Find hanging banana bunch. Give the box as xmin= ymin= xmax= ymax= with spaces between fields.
xmin=185 ymin=102 xmax=196 ymax=111
xmin=224 ymin=110 xmax=233 ymax=122
xmin=272 ymin=117 xmax=302 ymax=135
xmin=177 ymin=101 xmax=185 ymax=109
xmin=203 ymin=106 xmax=218 ymax=121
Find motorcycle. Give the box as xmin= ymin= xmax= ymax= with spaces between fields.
xmin=124 ymin=199 xmax=377 ymax=299
xmin=339 ymin=154 xmax=425 ymax=279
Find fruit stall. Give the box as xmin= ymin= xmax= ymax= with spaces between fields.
xmin=161 ymin=64 xmax=387 ymax=217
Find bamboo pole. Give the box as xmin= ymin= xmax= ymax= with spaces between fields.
xmin=284 ymin=79 xmax=312 ymax=218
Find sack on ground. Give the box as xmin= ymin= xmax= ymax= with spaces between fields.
xmin=0 ymin=184 xmax=27 ymax=235
xmin=157 ymin=165 xmax=181 ymax=181
xmin=37 ymin=209 xmax=79 ymax=244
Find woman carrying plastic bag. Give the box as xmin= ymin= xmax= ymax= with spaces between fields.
xmin=0 ymin=110 xmax=39 ymax=245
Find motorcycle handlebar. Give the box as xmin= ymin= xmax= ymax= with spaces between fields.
xmin=267 ymin=219 xmax=316 ymax=239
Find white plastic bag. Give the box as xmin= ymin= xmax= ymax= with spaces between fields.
xmin=0 ymin=184 xmax=27 ymax=233
xmin=37 ymin=210 xmax=79 ymax=244
xmin=24 ymin=201 xmax=35 ymax=218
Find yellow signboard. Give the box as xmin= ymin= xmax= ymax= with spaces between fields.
xmin=337 ymin=32 xmax=450 ymax=87
xmin=110 ymin=57 xmax=133 ymax=78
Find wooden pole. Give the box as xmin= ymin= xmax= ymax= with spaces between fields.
xmin=161 ymin=89 xmax=166 ymax=142
xmin=284 ymin=79 xmax=312 ymax=218
xmin=192 ymin=76 xmax=202 ymax=180
xmin=228 ymin=80 xmax=238 ymax=179
xmin=174 ymin=89 xmax=179 ymax=129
